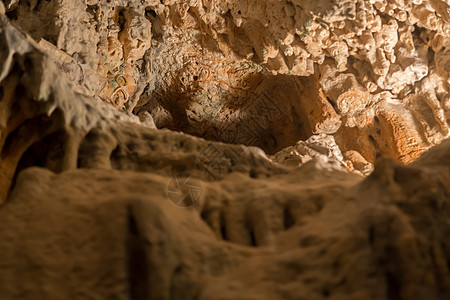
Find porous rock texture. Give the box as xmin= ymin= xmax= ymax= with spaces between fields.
xmin=4 ymin=0 xmax=450 ymax=164
xmin=1 ymin=1 xmax=450 ymax=300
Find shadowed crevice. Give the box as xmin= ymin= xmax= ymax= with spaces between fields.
xmin=126 ymin=206 xmax=151 ymax=300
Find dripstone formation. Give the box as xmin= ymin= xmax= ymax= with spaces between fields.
xmin=0 ymin=1 xmax=450 ymax=299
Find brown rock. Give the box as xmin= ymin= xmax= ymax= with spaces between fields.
xmin=1 ymin=4 xmax=450 ymax=300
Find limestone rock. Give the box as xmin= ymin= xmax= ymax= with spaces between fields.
xmin=3 ymin=0 xmax=449 ymax=162
xmin=1 ymin=3 xmax=450 ymax=300
xmin=271 ymin=133 xmax=349 ymax=170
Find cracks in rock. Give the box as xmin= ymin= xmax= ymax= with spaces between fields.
xmin=145 ymin=6 xmax=163 ymax=42
xmin=247 ymin=220 xmax=258 ymax=247
xmin=385 ymin=271 xmax=401 ymax=300
xmin=200 ymin=201 xmax=301 ymax=248
xmin=126 ymin=206 xmax=151 ymax=299
xmin=283 ymin=206 xmax=295 ymax=230
xmin=5 ymin=9 xmax=18 ymax=21
xmin=31 ymin=0 xmax=46 ymax=12
xmin=219 ymin=210 xmax=228 ymax=242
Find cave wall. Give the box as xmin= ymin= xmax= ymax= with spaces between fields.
xmin=3 ymin=0 xmax=449 ymax=166
xmin=1 ymin=2 xmax=450 ymax=300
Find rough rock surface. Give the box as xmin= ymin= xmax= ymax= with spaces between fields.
xmin=1 ymin=2 xmax=450 ymax=300
xmin=3 ymin=0 xmax=450 ymax=163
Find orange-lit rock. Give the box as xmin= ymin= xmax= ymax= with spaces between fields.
xmin=1 ymin=3 xmax=450 ymax=299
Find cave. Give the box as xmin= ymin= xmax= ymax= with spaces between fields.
xmin=0 ymin=1 xmax=450 ymax=299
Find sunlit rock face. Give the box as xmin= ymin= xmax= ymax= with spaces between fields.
xmin=1 ymin=1 xmax=450 ymax=299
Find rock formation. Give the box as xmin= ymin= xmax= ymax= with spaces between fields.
xmin=3 ymin=0 xmax=449 ymax=163
xmin=0 ymin=1 xmax=450 ymax=299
